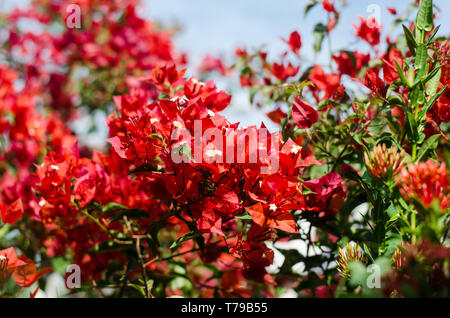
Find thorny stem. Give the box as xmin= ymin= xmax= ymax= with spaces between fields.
xmin=135 ymin=236 xmax=151 ymax=298
xmin=123 ymin=216 xmax=152 ymax=298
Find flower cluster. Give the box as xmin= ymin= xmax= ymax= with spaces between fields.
xmin=0 ymin=0 xmax=449 ymax=298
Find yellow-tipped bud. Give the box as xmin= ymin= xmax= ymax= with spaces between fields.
xmin=364 ymin=144 xmax=406 ymax=180
xmin=336 ymin=242 xmax=366 ymax=279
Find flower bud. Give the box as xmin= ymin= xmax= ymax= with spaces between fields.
xmin=336 ymin=242 xmax=366 ymax=279
xmin=364 ymin=144 xmax=406 ymax=179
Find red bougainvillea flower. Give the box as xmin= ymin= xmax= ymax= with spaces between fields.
xmin=322 ymin=0 xmax=336 ymax=13
xmin=1 ymin=198 xmax=24 ymax=224
xmin=382 ymin=46 xmax=404 ymax=84
xmin=387 ymin=7 xmax=397 ymax=15
xmin=11 ymin=254 xmax=53 ymax=287
xmin=303 ymin=173 xmax=346 ymax=215
xmin=327 ymin=16 xmax=337 ymax=33
xmin=309 ymin=65 xmax=342 ymax=101
xmin=429 ymin=41 xmax=450 ymax=126
xmin=266 ymin=107 xmax=287 ymax=124
xmin=315 ymin=285 xmax=337 ymax=298
xmin=0 ymin=247 xmax=52 ymax=287
xmin=292 ymin=96 xmax=319 ymax=129
xmin=397 ymin=160 xmax=449 ymax=210
xmin=353 ymin=16 xmax=381 ymax=46
xmin=219 ymin=269 xmax=251 ymax=298
xmin=333 ymin=51 xmax=370 ymax=77
xmin=283 ymin=31 xmax=302 ymax=55
xmin=0 ymin=248 xmax=26 ymax=285
xmin=245 ymin=202 xmax=299 ymax=234
xmin=198 ymin=55 xmax=228 ymax=76
xmin=267 ymin=62 xmax=300 ymax=81
xmin=359 ymin=68 xmax=386 ymax=97
xmin=230 ymin=225 xmax=277 ymax=285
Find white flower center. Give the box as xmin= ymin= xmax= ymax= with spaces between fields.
xmin=205 ymin=148 xmax=222 ymax=158
xmin=269 ymin=204 xmax=277 ymax=212
xmin=50 ymin=165 xmax=59 ymax=170
xmin=290 ymin=145 xmax=302 ymax=154
xmin=173 ymin=121 xmax=183 ymax=129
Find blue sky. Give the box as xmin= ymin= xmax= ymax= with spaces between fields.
xmin=2 ymin=0 xmax=449 ymax=134
xmin=4 ymin=0 xmax=449 ymax=66
xmin=2 ymin=0 xmax=449 ymax=65
xmin=143 ymin=0 xmax=450 ymax=66
xmin=140 ymin=0 xmax=449 ymax=129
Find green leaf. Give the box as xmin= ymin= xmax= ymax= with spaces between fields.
xmin=362 ymin=243 xmax=375 ymax=263
xmin=235 ymin=212 xmax=253 ymax=220
xmin=169 ymin=276 xmax=192 ymax=291
xmin=416 ymin=0 xmax=434 ymax=32
xmin=425 ymin=64 xmax=441 ymax=97
xmin=101 ymin=202 xmax=127 ymax=214
xmin=52 ymin=257 xmax=72 ymax=276
xmin=109 ymin=208 xmax=150 ymax=222
xmin=128 ymin=283 xmax=147 ymax=297
xmin=415 ymin=43 xmax=427 ymax=72
xmin=385 ymin=233 xmax=403 ymax=256
xmin=372 ymin=198 xmax=387 ymax=255
xmin=304 ymin=0 xmax=319 ymax=17
xmin=177 ymin=144 xmax=194 ymax=162
xmin=416 ymin=134 xmax=440 ymax=162
xmin=299 ymin=66 xmax=314 ymax=82
xmin=394 ymin=60 xmax=410 ymax=87
xmin=426 ymin=24 xmax=440 ymax=43
xmin=418 ymin=85 xmax=446 ymax=120
xmin=387 ymin=94 xmax=406 ymax=106
xmin=249 ymin=86 xmax=259 ymax=104
xmin=342 ymin=50 xmax=357 ymax=69
xmin=353 ymin=131 xmax=369 ymax=153
xmin=402 ymin=24 xmax=417 ymax=55
xmin=312 ymin=23 xmax=327 ymax=53
xmin=0 ymin=223 xmax=11 ymax=239
xmin=170 ymin=231 xmax=202 ymax=249
xmin=147 ymin=133 xmax=165 ymax=143
xmin=405 ymin=111 xmax=419 ymax=143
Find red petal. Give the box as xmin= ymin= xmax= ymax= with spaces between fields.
xmin=292 ymin=96 xmax=318 ymax=129
xmin=12 ymin=255 xmax=52 ymax=287
xmin=245 ymin=203 xmax=266 ymax=227
xmin=1 ymin=198 xmax=24 ymax=224
xmin=107 ymin=136 xmax=127 ymax=159
xmin=273 ymin=211 xmax=299 ymax=234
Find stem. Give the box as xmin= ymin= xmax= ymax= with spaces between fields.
xmin=135 ymin=237 xmax=151 ymax=298
xmin=81 ymin=209 xmax=132 ymax=245
xmin=81 ymin=209 xmax=109 ymax=233
xmin=411 ymin=211 xmax=417 ymax=244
